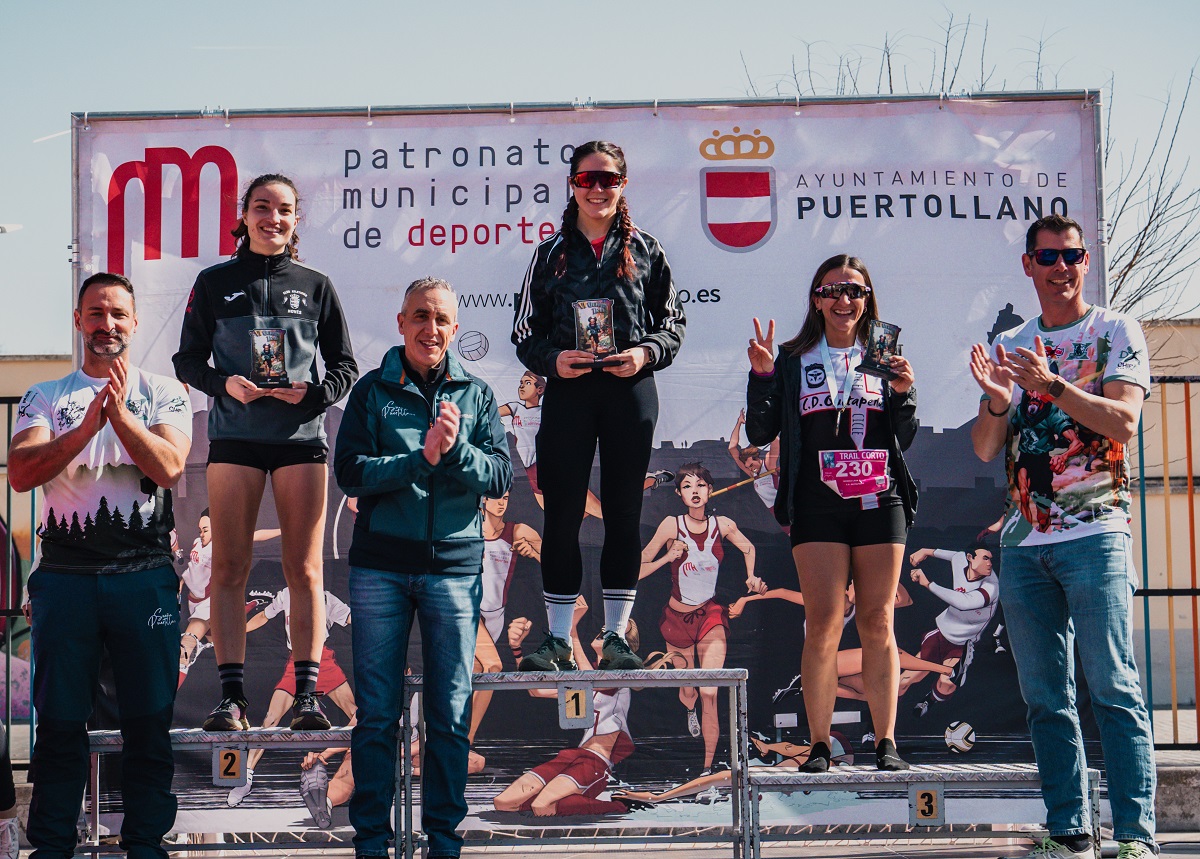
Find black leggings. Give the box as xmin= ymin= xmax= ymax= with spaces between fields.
xmin=536 ymin=370 xmax=658 ymax=596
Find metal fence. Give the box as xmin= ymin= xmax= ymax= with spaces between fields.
xmin=1136 ymin=376 xmax=1200 ymax=751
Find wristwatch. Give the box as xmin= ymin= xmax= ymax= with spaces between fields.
xmin=1044 ymin=376 xmax=1066 ymax=400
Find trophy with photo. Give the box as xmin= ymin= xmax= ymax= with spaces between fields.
xmin=249 ymin=328 xmax=290 ymax=388
xmin=856 ymin=319 xmax=901 ymax=381
xmin=571 ymin=299 xmax=621 ymax=369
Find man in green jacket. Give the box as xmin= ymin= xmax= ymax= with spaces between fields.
xmin=335 ymin=276 xmax=512 ymax=859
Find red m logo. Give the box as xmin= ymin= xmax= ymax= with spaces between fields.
xmin=107 ymin=146 xmax=239 ymax=274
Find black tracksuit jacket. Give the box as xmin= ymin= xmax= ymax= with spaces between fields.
xmin=173 ymin=247 xmax=358 ymax=445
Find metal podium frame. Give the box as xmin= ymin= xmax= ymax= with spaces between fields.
xmin=87 ymin=667 xmax=752 ymax=858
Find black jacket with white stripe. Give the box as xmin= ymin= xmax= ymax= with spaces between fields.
xmin=511 ymin=222 xmax=686 ymax=379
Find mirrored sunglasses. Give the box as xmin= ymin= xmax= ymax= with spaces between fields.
xmin=813 ymin=282 xmax=872 ymax=300
xmin=570 ymin=170 xmax=626 ymax=190
xmin=1032 ymin=248 xmax=1086 ymax=266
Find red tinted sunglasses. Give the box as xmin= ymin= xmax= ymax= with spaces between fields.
xmin=570 ymin=170 xmax=626 ymax=190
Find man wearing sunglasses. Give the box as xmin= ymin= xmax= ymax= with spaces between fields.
xmin=968 ymin=214 xmax=1156 ymax=859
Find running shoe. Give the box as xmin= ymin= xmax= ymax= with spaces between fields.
xmin=1000 ymin=836 xmax=1094 ymax=858
xmin=875 ymin=737 xmax=911 ymax=771
xmin=1116 ymin=843 xmax=1155 ymax=859
xmin=227 ymin=769 xmax=254 ymax=807
xmin=203 ymin=696 xmax=249 ymax=731
xmin=598 ymin=631 xmax=643 ymax=670
xmin=799 ymin=741 xmax=831 ymax=773
xmin=290 ymin=692 xmax=332 ymax=731
xmin=518 ymin=633 xmax=577 ymax=671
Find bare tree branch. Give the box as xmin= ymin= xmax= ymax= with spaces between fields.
xmin=739 ymin=17 xmax=1197 ymax=321
xmin=740 ymin=51 xmax=760 ymax=98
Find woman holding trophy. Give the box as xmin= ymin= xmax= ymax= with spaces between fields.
xmin=744 ymin=254 xmax=918 ymax=771
xmin=511 ymin=141 xmax=686 ymax=672
xmin=174 ymin=173 xmax=358 ymax=733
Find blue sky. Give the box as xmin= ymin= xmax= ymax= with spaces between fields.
xmin=1 ymin=0 xmax=1197 ymax=355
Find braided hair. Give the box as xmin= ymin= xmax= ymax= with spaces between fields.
xmin=553 ymin=141 xmax=636 ymax=281
xmin=230 ymin=173 xmax=302 ymax=260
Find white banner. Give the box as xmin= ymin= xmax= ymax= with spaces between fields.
xmin=76 ymin=99 xmax=1103 ymax=834
xmin=76 ymin=97 xmax=1101 ymax=439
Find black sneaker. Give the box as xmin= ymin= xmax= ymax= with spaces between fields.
xmin=290 ymin=692 xmax=332 ymax=731
xmin=800 ymin=741 xmax=831 ymax=773
xmin=598 ymin=630 xmax=644 ymax=670
xmin=203 ymin=696 xmax=249 ymax=731
xmin=518 ymin=633 xmax=577 ymax=671
xmin=875 ymin=737 xmax=911 ymax=771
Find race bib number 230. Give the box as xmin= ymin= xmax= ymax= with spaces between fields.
xmin=820 ymin=449 xmax=889 ymax=499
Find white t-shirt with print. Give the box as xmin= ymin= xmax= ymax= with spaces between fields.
xmin=15 ymin=367 xmax=192 ymax=573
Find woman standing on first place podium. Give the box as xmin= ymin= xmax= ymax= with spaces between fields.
xmin=512 ymin=141 xmax=686 ymax=672
xmin=174 ymin=173 xmax=358 ymax=732
xmin=744 ymin=254 xmax=918 ymax=772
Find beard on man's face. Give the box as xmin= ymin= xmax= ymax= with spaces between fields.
xmin=85 ymin=330 xmax=130 ymax=358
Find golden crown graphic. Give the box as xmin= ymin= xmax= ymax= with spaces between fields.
xmin=699 ymin=127 xmax=775 ymax=161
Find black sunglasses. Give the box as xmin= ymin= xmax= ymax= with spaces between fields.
xmin=570 ymin=170 xmax=626 ymax=190
xmin=813 ymin=282 xmax=872 ymax=300
xmin=1031 ymin=248 xmax=1086 ymax=266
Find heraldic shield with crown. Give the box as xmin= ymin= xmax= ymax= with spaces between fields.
xmin=699 ymin=126 xmax=778 ymax=252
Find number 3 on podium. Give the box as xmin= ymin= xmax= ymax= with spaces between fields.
xmin=213 ymin=746 xmax=249 ymax=786
xmin=908 ymin=782 xmax=944 ymax=826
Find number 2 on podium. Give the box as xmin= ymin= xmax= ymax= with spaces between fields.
xmin=212 ymin=746 xmax=248 ymax=786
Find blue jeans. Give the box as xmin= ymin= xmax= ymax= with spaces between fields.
xmin=348 ymin=567 xmax=481 ymax=859
xmin=1001 ymin=532 xmax=1156 ymax=845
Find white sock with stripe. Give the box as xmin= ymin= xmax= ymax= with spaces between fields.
xmin=602 ymin=589 xmax=637 ymax=638
xmin=544 ymin=592 xmax=579 ymax=644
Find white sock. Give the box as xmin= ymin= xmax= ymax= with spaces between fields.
xmin=602 ymin=589 xmax=637 ymax=638
xmin=544 ymin=592 xmax=578 ymax=643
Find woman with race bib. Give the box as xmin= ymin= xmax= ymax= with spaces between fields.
xmin=744 ymin=254 xmax=917 ymax=772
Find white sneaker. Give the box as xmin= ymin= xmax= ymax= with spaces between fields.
xmin=0 ymin=817 xmax=18 ymax=859
xmin=685 ymin=707 xmax=701 ymax=738
xmin=227 ymin=768 xmax=254 ymax=806
xmin=1001 ymin=836 xmax=1093 ymax=858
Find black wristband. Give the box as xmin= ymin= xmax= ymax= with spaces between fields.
xmin=986 ymin=401 xmax=1009 ymax=417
